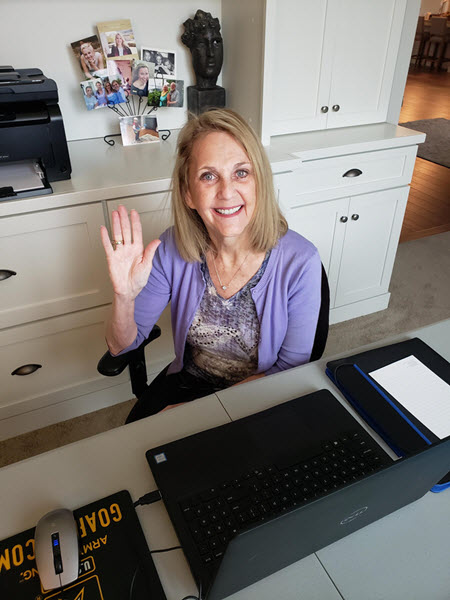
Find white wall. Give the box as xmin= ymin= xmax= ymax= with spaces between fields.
xmin=2 ymin=0 xmax=221 ymax=141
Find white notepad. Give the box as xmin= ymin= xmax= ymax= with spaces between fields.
xmin=370 ymin=355 xmax=450 ymax=440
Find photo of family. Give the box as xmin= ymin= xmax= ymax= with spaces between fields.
xmin=97 ymin=19 xmax=138 ymax=61
xmin=130 ymin=60 xmax=155 ymax=97
xmin=71 ymin=35 xmax=105 ymax=79
xmin=119 ymin=115 xmax=159 ymax=146
xmin=148 ymin=79 xmax=184 ymax=108
xmin=80 ymin=79 xmax=108 ymax=110
xmin=141 ymin=47 xmax=176 ymax=77
xmin=80 ymin=73 xmax=130 ymax=111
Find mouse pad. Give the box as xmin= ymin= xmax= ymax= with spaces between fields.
xmin=0 ymin=490 xmax=166 ymax=600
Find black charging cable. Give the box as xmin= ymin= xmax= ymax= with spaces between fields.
xmin=133 ymin=490 xmax=162 ymax=507
xmin=133 ymin=491 xmax=203 ymax=600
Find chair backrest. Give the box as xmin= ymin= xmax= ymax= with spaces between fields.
xmin=415 ymin=16 xmax=425 ymax=38
xmin=309 ymin=263 xmax=330 ymax=362
xmin=430 ymin=16 xmax=447 ymax=36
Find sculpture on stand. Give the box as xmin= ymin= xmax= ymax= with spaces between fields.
xmin=181 ymin=9 xmax=226 ymax=114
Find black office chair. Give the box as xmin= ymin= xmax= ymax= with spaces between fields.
xmin=97 ymin=264 xmax=330 ymax=397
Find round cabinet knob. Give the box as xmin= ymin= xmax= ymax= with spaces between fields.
xmin=321 ymin=106 xmax=329 ymax=113
xmin=340 ymin=216 xmax=348 ymax=223
xmin=351 ymin=214 xmax=360 ymax=221
xmin=332 ymin=104 xmax=340 ymax=112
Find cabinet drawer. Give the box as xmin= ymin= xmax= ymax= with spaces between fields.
xmin=0 ymin=204 xmax=111 ymax=328
xmin=0 ymin=306 xmax=174 ymax=419
xmin=288 ymin=146 xmax=417 ymax=205
xmin=0 ymin=307 xmax=112 ymax=416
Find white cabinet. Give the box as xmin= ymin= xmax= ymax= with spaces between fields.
xmin=278 ymin=143 xmax=415 ymax=323
xmin=0 ymin=204 xmax=111 ymax=329
xmin=223 ymin=0 xmax=409 ymax=143
xmin=287 ymin=188 xmax=408 ymax=322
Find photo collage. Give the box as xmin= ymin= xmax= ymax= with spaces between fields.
xmin=71 ymin=19 xmax=184 ymax=146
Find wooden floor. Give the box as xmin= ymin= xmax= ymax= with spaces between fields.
xmin=398 ymin=68 xmax=450 ymax=243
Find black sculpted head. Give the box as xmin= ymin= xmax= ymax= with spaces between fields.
xmin=182 ymin=9 xmax=223 ymax=89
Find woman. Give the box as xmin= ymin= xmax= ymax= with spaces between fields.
xmin=104 ymin=81 xmax=115 ymax=104
xmin=130 ymin=64 xmax=150 ymax=97
xmin=80 ymin=42 xmax=104 ymax=77
xmin=108 ymin=32 xmax=132 ymax=57
xmin=95 ymin=80 xmax=107 ymax=106
xmin=159 ymin=84 xmax=169 ymax=106
xmin=100 ymin=109 xmax=321 ymax=422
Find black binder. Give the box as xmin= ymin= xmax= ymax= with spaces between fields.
xmin=326 ymin=337 xmax=450 ymax=492
xmin=0 ymin=490 xmax=166 ymax=600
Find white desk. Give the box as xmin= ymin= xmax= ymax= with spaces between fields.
xmin=0 ymin=321 xmax=449 ymax=599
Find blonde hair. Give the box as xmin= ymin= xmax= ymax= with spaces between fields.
xmin=80 ymin=42 xmax=94 ymax=54
xmin=172 ymin=108 xmax=287 ymax=262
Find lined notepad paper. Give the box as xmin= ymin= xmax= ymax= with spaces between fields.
xmin=370 ymin=355 xmax=450 ymax=440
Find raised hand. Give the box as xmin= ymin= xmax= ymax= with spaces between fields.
xmin=100 ymin=205 xmax=161 ymax=300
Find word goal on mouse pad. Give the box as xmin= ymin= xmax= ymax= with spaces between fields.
xmin=0 ymin=490 xmax=166 ymax=600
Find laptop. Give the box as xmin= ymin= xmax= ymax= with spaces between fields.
xmin=145 ymin=389 xmax=450 ymax=600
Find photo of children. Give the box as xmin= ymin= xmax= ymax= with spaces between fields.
xmin=130 ymin=60 xmax=155 ymax=97
xmin=141 ymin=48 xmax=176 ymax=77
xmin=119 ymin=115 xmax=159 ymax=146
xmin=97 ymin=19 xmax=138 ymax=61
xmin=71 ymin=35 xmax=105 ymax=79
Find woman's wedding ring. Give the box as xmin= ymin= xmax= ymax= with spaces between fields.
xmin=113 ymin=239 xmax=124 ymax=249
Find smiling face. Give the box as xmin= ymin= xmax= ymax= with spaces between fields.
xmin=115 ymin=33 xmax=124 ymax=47
xmin=186 ymin=132 xmax=256 ymax=245
xmin=81 ymin=45 xmax=95 ymax=62
xmin=138 ymin=66 xmax=149 ymax=83
xmin=111 ymin=81 xmax=120 ymax=91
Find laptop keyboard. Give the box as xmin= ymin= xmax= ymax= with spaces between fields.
xmin=178 ymin=431 xmax=390 ymax=566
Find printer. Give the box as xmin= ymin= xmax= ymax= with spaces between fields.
xmin=0 ymin=66 xmax=71 ymax=200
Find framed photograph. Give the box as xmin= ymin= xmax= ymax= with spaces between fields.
xmin=97 ymin=19 xmax=139 ymax=61
xmin=120 ymin=115 xmax=160 ymax=146
xmin=71 ymin=35 xmax=105 ymax=79
xmin=80 ymin=79 xmax=108 ymax=111
xmin=130 ymin=60 xmax=155 ymax=97
xmin=141 ymin=47 xmax=176 ymax=78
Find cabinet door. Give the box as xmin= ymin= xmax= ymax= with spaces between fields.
xmin=266 ymin=0 xmax=331 ymax=136
xmin=0 ymin=204 xmax=111 ymax=329
xmin=107 ymin=192 xmax=172 ymax=243
xmin=334 ymin=187 xmax=409 ymax=307
xmin=325 ymin=0 xmax=407 ymax=128
xmin=287 ymin=197 xmax=348 ymax=306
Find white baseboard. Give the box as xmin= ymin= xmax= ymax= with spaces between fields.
xmin=330 ymin=294 xmax=390 ymax=325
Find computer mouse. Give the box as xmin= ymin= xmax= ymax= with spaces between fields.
xmin=34 ymin=508 xmax=79 ymax=591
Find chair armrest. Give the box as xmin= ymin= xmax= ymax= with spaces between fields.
xmin=97 ymin=325 xmax=161 ymax=377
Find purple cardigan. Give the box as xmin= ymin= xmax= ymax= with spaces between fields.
xmin=123 ymin=227 xmax=322 ymax=376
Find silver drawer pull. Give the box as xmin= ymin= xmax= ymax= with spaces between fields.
xmin=340 ymin=216 xmax=348 ymax=223
xmin=0 ymin=269 xmax=17 ymax=281
xmin=11 ymin=364 xmax=42 ymax=376
xmin=351 ymin=214 xmax=360 ymax=221
xmin=343 ymin=168 xmax=362 ymax=178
